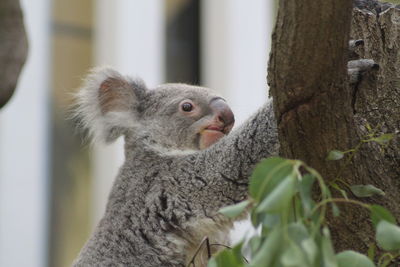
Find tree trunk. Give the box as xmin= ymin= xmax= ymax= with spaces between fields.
xmin=268 ymin=0 xmax=400 ymax=253
xmin=0 ymin=0 xmax=28 ymax=109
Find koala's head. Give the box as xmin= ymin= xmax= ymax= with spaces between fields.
xmin=74 ymin=67 xmax=235 ymax=151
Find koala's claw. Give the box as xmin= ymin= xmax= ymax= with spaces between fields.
xmin=348 ymin=59 xmax=379 ymax=84
xmin=348 ymin=39 xmax=365 ymax=60
xmin=349 ymin=39 xmax=365 ymax=51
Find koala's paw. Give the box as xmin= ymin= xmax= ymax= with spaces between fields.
xmin=347 ymin=38 xmax=379 ymax=84
xmin=348 ymin=59 xmax=379 ymax=84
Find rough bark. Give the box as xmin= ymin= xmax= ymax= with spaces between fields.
xmin=268 ymin=0 xmax=399 ymax=253
xmin=0 ymin=0 xmax=28 ymax=109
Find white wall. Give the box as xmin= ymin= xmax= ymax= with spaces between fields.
xmin=91 ymin=0 xmax=164 ymax=226
xmin=202 ymin=0 xmax=274 ymax=125
xmin=201 ymin=0 xmax=275 ymax=242
xmin=0 ymin=0 xmax=51 ymax=266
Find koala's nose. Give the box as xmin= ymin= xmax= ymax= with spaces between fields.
xmin=210 ymin=98 xmax=235 ymax=129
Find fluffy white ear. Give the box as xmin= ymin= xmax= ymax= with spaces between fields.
xmin=74 ymin=66 xmax=146 ymax=143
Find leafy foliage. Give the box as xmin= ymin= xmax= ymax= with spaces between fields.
xmin=211 ymin=157 xmax=400 ymax=267
xmin=336 ymin=251 xmax=375 ymax=267
xmin=326 ymin=150 xmax=345 ymax=161
xmin=350 ymin=185 xmax=385 ymax=197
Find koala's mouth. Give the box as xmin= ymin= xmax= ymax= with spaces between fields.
xmin=206 ymin=123 xmax=233 ymax=135
xmin=199 ymin=129 xmax=224 ymax=149
xmin=199 ymin=123 xmax=233 ymax=149
xmin=205 ymin=125 xmax=224 ymax=132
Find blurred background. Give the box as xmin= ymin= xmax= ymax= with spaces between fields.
xmin=0 ymin=0 xmax=277 ymax=266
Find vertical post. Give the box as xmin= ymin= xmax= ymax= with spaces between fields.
xmin=0 ymin=0 xmax=51 ymax=266
xmin=91 ymin=0 xmax=164 ymax=226
xmin=201 ymin=0 xmax=275 ymax=241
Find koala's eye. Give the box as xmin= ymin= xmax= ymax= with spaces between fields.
xmin=181 ymin=102 xmax=193 ymax=112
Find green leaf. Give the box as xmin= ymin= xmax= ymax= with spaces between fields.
xmin=212 ymin=243 xmax=244 ymax=267
xmin=371 ymin=133 xmax=395 ymax=144
xmin=214 ymin=251 xmax=238 ymax=267
xmin=208 ymin=258 xmax=218 ymax=267
xmin=250 ymin=211 xmax=260 ymax=227
xmin=260 ymin=214 xmax=281 ymax=228
xmin=251 ymin=212 xmax=281 ymax=229
xmin=326 ymin=150 xmax=345 ymax=161
xmin=281 ymin=242 xmax=309 ymax=267
xmin=249 ymin=157 xmax=295 ymax=201
xmin=287 ymin=222 xmax=309 ymax=245
xmin=255 ymin=175 xmax=296 ymax=214
xmin=376 ymin=220 xmax=400 ymax=251
xmin=283 ymin=224 xmax=314 ymax=266
xmin=370 ymin=205 xmax=396 ymax=227
xmin=249 ymin=235 xmax=262 ymax=255
xmin=299 ymin=174 xmax=316 ymax=216
xmin=350 ymin=184 xmax=385 ymax=197
xmin=321 ymin=228 xmax=338 ymax=267
xmin=231 ymin=242 xmax=244 ymax=259
xmin=219 ymin=200 xmax=251 ymax=219
xmin=250 ymin=227 xmax=282 ymax=267
xmin=301 ymin=238 xmax=318 ymax=265
xmin=249 ymin=157 xmax=286 ymax=200
xmin=336 ymin=251 xmax=375 ymax=267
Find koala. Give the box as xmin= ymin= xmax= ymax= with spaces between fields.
xmin=72 ymin=67 xmax=279 ymax=267
xmin=73 ymin=52 xmax=376 ymax=266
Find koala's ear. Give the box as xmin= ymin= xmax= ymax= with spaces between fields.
xmin=74 ymin=66 xmax=146 ymax=143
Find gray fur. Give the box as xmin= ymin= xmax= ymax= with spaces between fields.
xmin=73 ymin=67 xmax=279 ymax=266
xmin=348 ymin=59 xmax=379 ymax=84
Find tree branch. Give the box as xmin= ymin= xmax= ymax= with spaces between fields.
xmin=268 ymin=0 xmax=353 ymax=123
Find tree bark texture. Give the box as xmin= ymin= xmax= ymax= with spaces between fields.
xmin=0 ymin=0 xmax=28 ymax=109
xmin=268 ymin=0 xmax=399 ymax=253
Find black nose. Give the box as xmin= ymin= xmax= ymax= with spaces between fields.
xmin=209 ymin=98 xmax=235 ymax=127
